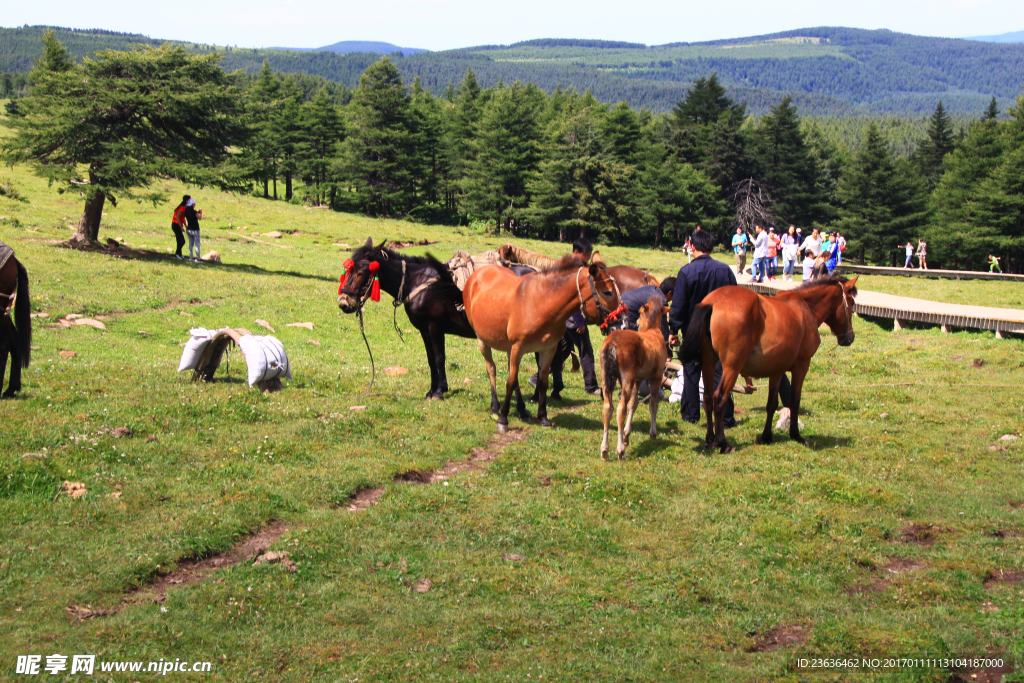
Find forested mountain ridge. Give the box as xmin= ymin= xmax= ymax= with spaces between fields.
xmin=0 ymin=24 xmax=1021 ymax=116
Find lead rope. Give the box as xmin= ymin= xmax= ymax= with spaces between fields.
xmin=391 ymin=260 xmax=406 ymax=343
xmin=356 ymin=304 xmax=378 ymax=398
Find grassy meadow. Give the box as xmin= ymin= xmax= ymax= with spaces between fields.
xmin=1 ymin=161 xmax=1023 ymax=683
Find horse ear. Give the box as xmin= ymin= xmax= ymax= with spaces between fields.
xmin=845 ymin=275 xmax=859 ymax=290
xmin=376 ymin=239 xmax=388 ymax=250
xmin=363 ymin=237 xmax=373 ymax=249
xmin=591 ymin=251 xmax=604 ymax=264
xmin=588 ymin=262 xmax=602 ymax=278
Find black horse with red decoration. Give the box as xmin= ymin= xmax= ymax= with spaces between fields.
xmin=338 ymin=238 xmax=476 ymax=400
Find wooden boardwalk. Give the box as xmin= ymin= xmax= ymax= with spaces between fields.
xmin=739 ymin=277 xmax=1024 ymax=338
xmin=835 ymin=264 xmax=1024 ymax=282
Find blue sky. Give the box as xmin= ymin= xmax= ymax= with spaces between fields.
xmin=4 ymin=0 xmax=1022 ymax=50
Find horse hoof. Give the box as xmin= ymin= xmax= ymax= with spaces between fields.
xmin=550 ymin=393 xmax=562 ymax=401
xmin=496 ymin=422 xmax=508 ymax=433
xmin=601 ymin=450 xmax=609 ymax=460
xmin=540 ymin=418 xmax=553 ymax=428
xmin=429 ymin=394 xmax=444 ymax=401
xmin=719 ymin=444 xmax=734 ymax=454
xmin=794 ymin=437 xmax=809 ymax=447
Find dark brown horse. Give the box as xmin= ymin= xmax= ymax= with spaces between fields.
xmin=0 ymin=247 xmax=32 ymax=397
xmin=681 ymin=275 xmax=858 ymax=452
xmin=464 ymin=256 xmax=621 ymax=432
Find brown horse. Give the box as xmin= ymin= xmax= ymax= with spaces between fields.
xmin=599 ymin=297 xmax=670 ymax=460
xmin=592 ymin=252 xmax=660 ymax=291
xmin=464 ymin=256 xmax=620 ymax=432
xmin=0 ymin=247 xmax=32 ymax=397
xmin=680 ymin=275 xmax=858 ymax=453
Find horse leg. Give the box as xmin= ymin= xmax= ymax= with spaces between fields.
xmin=420 ymin=328 xmax=441 ymax=399
xmin=712 ymin=364 xmax=741 ymax=454
xmin=788 ymin=364 xmax=811 ymax=446
xmin=616 ymin=377 xmax=633 ymax=458
xmin=0 ymin=320 xmax=15 ymax=398
xmin=501 ymin=344 xmax=530 ymax=428
xmin=431 ymin=325 xmax=450 ymax=397
xmin=534 ymin=348 xmax=557 ymax=427
xmin=600 ymin=377 xmax=614 ymax=460
xmin=479 ymin=341 xmax=501 ymax=418
xmin=622 ymin=377 xmax=640 ymax=448
xmin=0 ymin=346 xmax=8 ymax=398
xmin=760 ymin=375 xmax=782 ymax=445
xmin=649 ymin=370 xmax=664 ymax=439
xmin=701 ymin=358 xmax=717 ymax=448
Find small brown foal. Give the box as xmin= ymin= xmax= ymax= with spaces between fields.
xmin=599 ymin=297 xmax=669 ymax=460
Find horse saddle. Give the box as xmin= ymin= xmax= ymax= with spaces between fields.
xmin=0 ymin=241 xmax=12 ymax=271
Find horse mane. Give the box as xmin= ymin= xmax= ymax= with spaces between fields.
xmin=351 ymin=244 xmax=462 ymax=296
xmin=796 ymin=274 xmax=857 ymax=297
xmin=539 ymin=255 xmax=589 ymax=274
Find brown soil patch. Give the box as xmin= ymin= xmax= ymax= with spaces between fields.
xmin=66 ymin=605 xmax=109 ymax=621
xmin=881 ymin=559 xmax=926 ymax=575
xmin=899 ymin=523 xmax=939 ymax=547
xmin=984 ymin=569 xmax=1024 ymax=587
xmin=747 ymin=623 xmax=808 ymax=652
xmin=950 ymin=662 xmax=1016 ymax=683
xmin=344 ymin=487 xmax=384 ymax=512
xmin=1011 ymin=501 xmax=1024 ymax=509
xmin=390 ymin=239 xmax=437 ymax=249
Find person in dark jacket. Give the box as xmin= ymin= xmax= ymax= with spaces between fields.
xmin=171 ymin=195 xmax=189 ymax=259
xmin=621 ymin=277 xmax=675 ymax=339
xmin=669 ymin=229 xmax=738 ymax=426
xmin=184 ymin=198 xmax=202 ymax=262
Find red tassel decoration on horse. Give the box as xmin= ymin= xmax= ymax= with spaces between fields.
xmin=368 ymin=261 xmax=381 ymax=302
xmin=340 ymin=259 xmax=355 ymax=295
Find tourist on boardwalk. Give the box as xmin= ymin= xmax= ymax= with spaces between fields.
xmin=683 ymin=236 xmax=693 ymax=264
xmin=751 ymin=225 xmax=769 ymax=282
xmin=802 ymin=248 xmax=816 ymax=281
xmin=836 ymin=231 xmax=847 ymax=265
xmin=823 ymin=232 xmax=841 ymax=274
xmin=184 ymin=198 xmax=202 ymax=262
xmin=781 ymin=226 xmax=798 ymax=282
xmin=799 ymin=228 xmax=821 ymax=259
xmin=731 ymin=227 xmax=748 ymax=275
xmin=766 ymin=227 xmax=779 ymax=280
xmin=904 ymin=242 xmax=914 ymax=268
xmin=171 ymin=195 xmax=189 ymax=260
xmin=916 ymin=239 xmax=928 ymax=270
xmin=669 ymin=229 xmax=736 ymax=426
xmin=989 ymin=254 xmax=1002 ymax=273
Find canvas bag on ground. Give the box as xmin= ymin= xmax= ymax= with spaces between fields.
xmin=178 ymin=328 xmax=219 ymax=372
xmin=238 ymin=335 xmax=292 ymax=387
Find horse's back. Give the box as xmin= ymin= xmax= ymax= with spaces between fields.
xmin=608 ymin=265 xmax=654 ymax=293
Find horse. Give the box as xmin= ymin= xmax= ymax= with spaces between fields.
xmin=680 ymin=274 xmax=858 ymax=453
xmin=463 ymin=256 xmax=621 ymax=432
xmin=0 ymin=245 xmax=32 ymax=398
xmin=599 ymin=297 xmax=670 ymax=460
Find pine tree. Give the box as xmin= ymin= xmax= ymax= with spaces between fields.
xmin=340 ymin=58 xmax=414 ymax=216
xmin=2 ymin=32 xmax=245 ymax=244
xmin=985 ymin=97 xmax=999 ymax=121
xmin=465 ymin=81 xmax=544 ymax=233
xmin=835 ymin=123 xmax=928 ymax=264
xmin=298 ymin=87 xmax=345 ymax=206
xmin=752 ymin=96 xmax=823 ymax=227
xmin=244 ymin=61 xmax=283 ymax=199
xmin=914 ymin=101 xmax=955 ymax=190
xmin=672 ymin=74 xmax=732 ymax=126
xmin=275 ymin=79 xmax=306 ymax=201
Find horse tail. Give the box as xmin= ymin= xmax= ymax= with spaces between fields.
xmin=680 ymin=304 xmax=713 ymax=364
xmin=15 ymin=259 xmax=31 ymax=367
xmin=601 ymin=342 xmax=619 ymax=398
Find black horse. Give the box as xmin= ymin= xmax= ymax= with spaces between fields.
xmin=338 ymin=238 xmax=532 ymax=404
xmin=0 ymin=246 xmax=32 ymax=398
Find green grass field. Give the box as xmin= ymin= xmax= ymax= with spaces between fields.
xmin=1 ymin=164 xmax=1023 ymax=682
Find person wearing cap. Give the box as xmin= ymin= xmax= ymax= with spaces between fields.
xmin=184 ymin=197 xmax=202 ymax=262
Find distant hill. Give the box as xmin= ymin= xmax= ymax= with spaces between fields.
xmin=274 ymin=40 xmax=428 ymax=55
xmin=963 ymin=30 xmax=1024 ymax=43
xmin=1 ymin=25 xmax=1021 ymax=117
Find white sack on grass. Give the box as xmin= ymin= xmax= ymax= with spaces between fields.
xmin=667 ymin=374 xmax=703 ymax=403
xmin=178 ymin=328 xmax=218 ymax=372
xmin=238 ymin=335 xmax=292 ymax=387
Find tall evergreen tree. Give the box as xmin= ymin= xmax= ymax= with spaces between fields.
xmin=340 ymin=58 xmax=414 ymax=217
xmin=465 ymin=81 xmax=544 ymax=233
xmin=752 ymin=96 xmax=823 ymax=226
xmin=835 ymin=123 xmax=928 ymax=264
xmin=914 ymin=101 xmax=956 ymax=190
xmin=298 ymin=87 xmax=345 ymax=206
xmin=2 ymin=32 xmax=245 ymax=243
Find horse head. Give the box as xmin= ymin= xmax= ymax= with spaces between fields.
xmin=338 ymin=237 xmax=387 ymax=313
xmin=579 ymin=262 xmax=622 ymax=325
xmin=824 ymin=275 xmax=858 ymax=346
xmin=636 ymin=298 xmax=667 ymax=332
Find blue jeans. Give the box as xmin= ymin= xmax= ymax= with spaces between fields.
xmin=752 ymin=257 xmax=767 ymax=281
xmin=783 ymin=259 xmax=795 ymax=276
xmin=768 ymin=256 xmax=777 ymax=277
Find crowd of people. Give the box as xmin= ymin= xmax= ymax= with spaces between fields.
xmin=731 ymin=224 xmax=846 ymax=283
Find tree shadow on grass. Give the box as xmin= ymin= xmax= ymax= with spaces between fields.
xmin=57 ymin=242 xmax=336 ymax=283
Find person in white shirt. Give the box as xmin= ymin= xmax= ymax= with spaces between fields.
xmin=751 ymin=225 xmax=769 ymax=282
xmin=799 ymin=228 xmax=821 ymax=259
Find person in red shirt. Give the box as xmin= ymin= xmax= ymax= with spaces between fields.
xmin=171 ymin=195 xmax=189 ymax=260
xmin=766 ymin=227 xmax=780 ymax=280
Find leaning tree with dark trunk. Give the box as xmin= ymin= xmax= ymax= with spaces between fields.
xmin=2 ymin=32 xmax=247 ymax=245
xmin=729 ymin=177 xmax=777 ymax=235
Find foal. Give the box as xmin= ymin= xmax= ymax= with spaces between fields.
xmin=599 ymin=297 xmax=669 ymax=460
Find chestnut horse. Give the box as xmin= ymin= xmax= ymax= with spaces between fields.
xmin=599 ymin=297 xmax=670 ymax=460
xmin=681 ymin=275 xmax=858 ymax=453
xmin=0 ymin=247 xmax=32 ymax=397
xmin=464 ymin=256 xmax=620 ymax=432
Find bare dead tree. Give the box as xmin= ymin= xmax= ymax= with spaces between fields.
xmin=729 ymin=178 xmax=777 ymax=235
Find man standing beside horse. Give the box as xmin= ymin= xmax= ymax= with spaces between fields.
xmin=669 ymin=229 xmax=737 ymax=427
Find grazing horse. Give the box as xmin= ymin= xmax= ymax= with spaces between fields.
xmin=680 ymin=275 xmax=858 ymax=453
xmin=0 ymin=244 xmax=32 ymax=398
xmin=464 ymin=256 xmax=621 ymax=432
xmin=599 ymin=297 xmax=670 ymax=460
xmin=338 ymin=238 xmax=471 ymax=399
